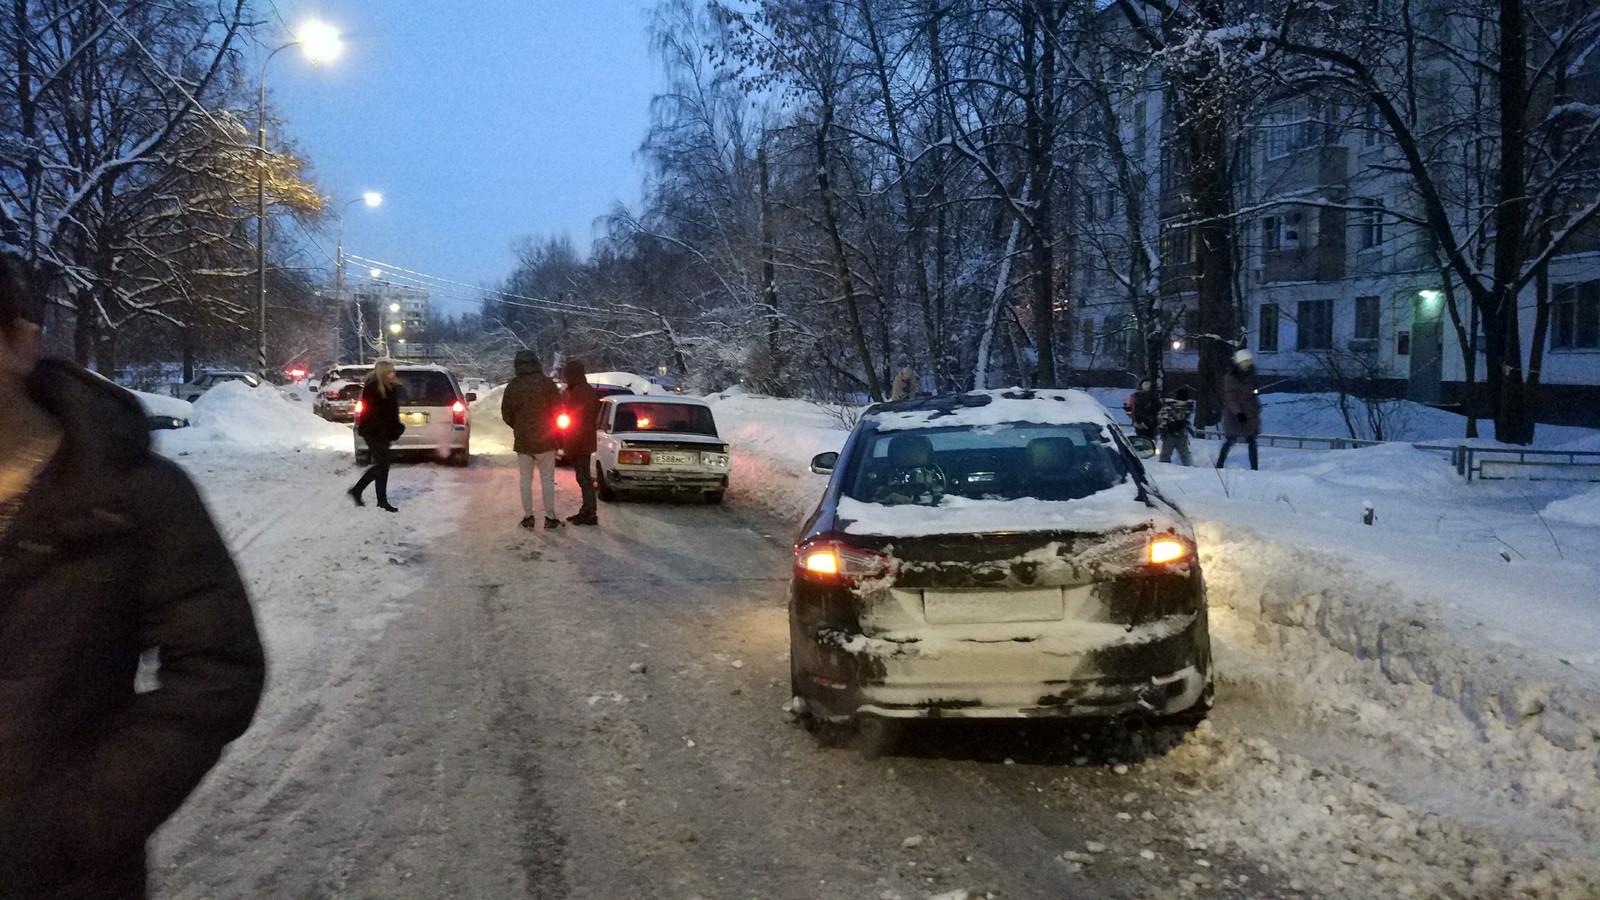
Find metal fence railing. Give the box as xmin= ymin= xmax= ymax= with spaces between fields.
xmin=1409 ymin=444 xmax=1600 ymax=483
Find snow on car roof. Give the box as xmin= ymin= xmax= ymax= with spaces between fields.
xmin=608 ymin=393 xmax=709 ymax=407
xmin=866 ymin=388 xmax=1116 ymax=432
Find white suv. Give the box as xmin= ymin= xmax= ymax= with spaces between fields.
xmin=353 ymin=364 xmax=471 ymax=467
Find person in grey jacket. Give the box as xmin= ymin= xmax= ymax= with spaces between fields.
xmin=1216 ymin=349 xmax=1262 ymax=470
xmin=0 ymin=253 xmax=266 ymax=899
xmin=500 ymin=350 xmax=564 ymax=529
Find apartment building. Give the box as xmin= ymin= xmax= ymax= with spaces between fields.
xmin=1067 ymin=6 xmax=1600 ymax=426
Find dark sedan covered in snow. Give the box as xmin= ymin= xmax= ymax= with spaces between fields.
xmin=789 ymin=389 xmax=1212 ymax=752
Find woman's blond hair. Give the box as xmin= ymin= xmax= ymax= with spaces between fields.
xmin=366 ymin=359 xmax=397 ymax=397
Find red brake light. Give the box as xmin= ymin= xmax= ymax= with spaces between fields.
xmin=793 ymin=538 xmax=894 ymax=585
xmin=452 ymin=399 xmax=467 ymax=425
xmin=353 ymin=399 xmax=365 ymax=417
xmin=618 ymin=448 xmax=651 ymax=465
xmin=556 ymin=412 xmax=572 ymax=430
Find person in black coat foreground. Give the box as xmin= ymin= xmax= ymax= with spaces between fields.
xmin=560 ymin=359 xmax=602 ymax=526
xmin=349 ymin=359 xmax=403 ymax=512
xmin=0 ymin=252 xmax=266 ymax=899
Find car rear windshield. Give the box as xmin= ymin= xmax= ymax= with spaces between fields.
xmin=613 ymin=402 xmax=717 ymax=436
xmin=395 ymin=371 xmax=460 ymax=406
xmin=843 ymin=421 xmax=1131 ymax=505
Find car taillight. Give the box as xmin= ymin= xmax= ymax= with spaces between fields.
xmin=1147 ymin=536 xmax=1191 ymax=567
xmin=353 ymin=399 xmax=364 ymax=417
xmin=793 ymin=538 xmax=894 ymax=585
xmin=618 ymin=448 xmax=651 ymax=465
xmin=556 ymin=412 xmax=571 ymax=430
xmin=452 ymin=399 xmax=467 ymax=425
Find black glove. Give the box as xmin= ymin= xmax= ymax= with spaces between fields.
xmin=1235 ymin=413 xmax=1247 ymax=424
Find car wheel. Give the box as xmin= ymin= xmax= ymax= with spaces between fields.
xmin=704 ymin=489 xmax=725 ymax=505
xmin=596 ymin=461 xmax=617 ymax=502
xmin=448 ymin=448 xmax=470 ymax=467
xmin=354 ymin=450 xmax=370 ymax=466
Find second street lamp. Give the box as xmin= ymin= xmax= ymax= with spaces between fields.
xmin=336 ymin=192 xmax=383 ymax=362
xmin=257 ymin=20 xmax=343 ymax=377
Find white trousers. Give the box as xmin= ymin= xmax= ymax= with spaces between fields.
xmin=517 ymin=450 xmax=558 ymax=517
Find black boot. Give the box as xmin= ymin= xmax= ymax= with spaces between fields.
xmin=347 ymin=486 xmax=365 ymax=507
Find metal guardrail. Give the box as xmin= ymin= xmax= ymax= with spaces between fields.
xmin=1411 ymin=444 xmax=1600 ymax=482
xmin=1191 ymin=428 xmax=1384 ymax=450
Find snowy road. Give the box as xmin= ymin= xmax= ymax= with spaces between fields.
xmin=148 ymin=449 xmax=1310 ymax=899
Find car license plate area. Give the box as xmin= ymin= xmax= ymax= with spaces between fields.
xmin=402 ymin=411 xmax=429 ymax=425
xmin=922 ymin=588 xmax=1064 ymax=625
xmin=652 ymin=450 xmax=697 ymax=466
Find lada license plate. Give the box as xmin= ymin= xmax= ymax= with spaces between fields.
xmin=653 ymin=450 xmax=696 ymax=466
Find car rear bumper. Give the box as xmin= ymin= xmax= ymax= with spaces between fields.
xmin=611 ymin=469 xmax=728 ymax=492
xmin=355 ymin=424 xmax=469 ymax=456
xmin=791 ymin=585 xmax=1211 ymax=722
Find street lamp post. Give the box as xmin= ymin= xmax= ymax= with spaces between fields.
xmin=256 ymin=20 xmax=342 ymax=377
xmin=336 ymin=192 xmax=382 ymax=362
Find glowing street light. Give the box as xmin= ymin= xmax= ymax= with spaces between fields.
xmin=336 ymin=190 xmax=381 ymax=363
xmin=257 ymin=19 xmax=344 ymax=376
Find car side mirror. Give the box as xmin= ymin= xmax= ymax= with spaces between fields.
xmin=465 ymin=392 xmax=477 ymax=402
xmin=1128 ymin=436 xmax=1156 ymax=459
xmin=809 ymin=451 xmax=839 ymax=475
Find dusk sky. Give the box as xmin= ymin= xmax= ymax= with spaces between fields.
xmin=265 ymin=1 xmax=666 ymax=317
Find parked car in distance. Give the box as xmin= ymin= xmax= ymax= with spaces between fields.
xmin=353 ymin=364 xmax=471 ymax=467
xmin=459 ymin=377 xmax=491 ymax=400
xmin=789 ymin=388 xmax=1213 ymax=756
xmin=312 ymin=364 xmax=373 ymax=421
xmin=169 ymin=369 xmax=261 ymax=402
xmin=592 ymin=394 xmax=730 ymax=503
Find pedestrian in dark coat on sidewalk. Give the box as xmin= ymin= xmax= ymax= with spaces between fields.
xmin=1129 ymin=378 xmax=1160 ymax=440
xmin=350 ymin=359 xmax=403 ymax=511
xmin=560 ymin=359 xmax=602 ymax=526
xmin=501 ymin=350 xmax=564 ymax=529
xmin=1217 ymin=349 xmax=1262 ymax=470
xmin=0 ymin=253 xmax=266 ymax=899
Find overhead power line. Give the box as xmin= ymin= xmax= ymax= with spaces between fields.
xmin=341 ymin=253 xmax=631 ymax=320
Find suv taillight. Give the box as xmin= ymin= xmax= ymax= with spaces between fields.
xmin=452 ymin=399 xmax=467 ymax=425
xmin=353 ymin=399 xmax=365 ymax=418
xmin=793 ymin=538 xmax=894 ymax=585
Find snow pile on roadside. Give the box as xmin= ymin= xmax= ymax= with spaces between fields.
xmin=708 ymin=392 xmax=845 ymax=529
xmin=158 ymin=381 xmax=351 ymax=453
xmin=1544 ymin=486 xmax=1600 ymax=526
xmin=1186 ymin=522 xmax=1600 ymax=896
xmin=129 ymin=387 xmax=194 ymax=421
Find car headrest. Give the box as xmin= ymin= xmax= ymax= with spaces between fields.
xmin=1027 ymin=437 xmax=1086 ymax=480
xmin=888 ymin=433 xmax=934 ymax=468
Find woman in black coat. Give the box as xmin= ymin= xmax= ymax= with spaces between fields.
xmin=0 ymin=253 xmax=265 ymax=899
xmin=349 ymin=359 xmax=404 ymax=511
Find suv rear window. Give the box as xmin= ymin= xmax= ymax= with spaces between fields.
xmin=395 ymin=371 xmax=460 ymax=406
xmin=844 ymin=422 xmax=1129 ymax=505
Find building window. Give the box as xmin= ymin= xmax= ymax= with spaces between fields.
xmin=1160 ymin=224 xmax=1195 ymax=267
xmin=1552 ymin=280 xmax=1600 ymax=349
xmin=1133 ymin=100 xmax=1147 ymax=159
xmin=1262 ymin=216 xmax=1280 ymax=252
xmin=1297 ymin=299 xmax=1333 ymax=350
xmin=1266 ymin=99 xmax=1321 ymax=159
xmin=1355 ymin=295 xmax=1380 ymax=341
xmin=1362 ymin=103 xmax=1383 ymax=148
xmin=1356 ymin=198 xmax=1386 ymax=249
xmin=1082 ymin=319 xmax=1096 ymax=354
xmin=1259 ymin=303 xmax=1280 ymax=352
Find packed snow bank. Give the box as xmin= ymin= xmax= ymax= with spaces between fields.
xmin=157 ymin=380 xmax=352 ymax=453
xmin=129 ymin=387 xmax=194 ymax=422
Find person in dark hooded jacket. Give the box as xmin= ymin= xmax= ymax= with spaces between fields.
xmin=0 ymin=252 xmax=266 ymax=899
xmin=500 ymin=350 xmax=564 ymax=529
xmin=560 ymin=359 xmax=601 ymax=526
